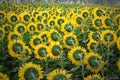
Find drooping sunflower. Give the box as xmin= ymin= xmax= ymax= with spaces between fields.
xmin=29 ymin=35 xmax=42 ymax=49
xmin=0 ymin=28 xmax=5 ymax=41
xmin=74 ymin=15 xmax=84 ymax=27
xmin=0 ymin=10 xmax=6 ymax=22
xmin=48 ymin=18 xmax=56 ymax=27
xmin=42 ymin=11 xmax=49 ymax=18
xmin=36 ymin=22 xmax=45 ymax=32
xmin=48 ymin=42 xmax=62 ymax=59
xmin=47 ymin=69 xmax=71 ymax=80
xmin=14 ymin=23 xmax=27 ymax=35
xmin=49 ymin=29 xmax=61 ymax=42
xmin=31 ymin=9 xmax=39 ymax=18
xmin=7 ymin=12 xmax=19 ymax=24
xmin=19 ymin=46 xmax=32 ymax=61
xmin=39 ymin=31 xmax=50 ymax=44
xmin=27 ymin=22 xmax=37 ymax=33
xmin=88 ymin=31 xmax=100 ymax=42
xmin=117 ymin=59 xmax=120 ymax=71
xmin=84 ymin=74 xmax=104 ymax=80
xmin=2 ymin=23 xmax=12 ymax=33
xmin=80 ymin=9 xmax=90 ymax=19
xmin=100 ymin=30 xmax=117 ymax=45
xmin=63 ymin=33 xmax=78 ymax=49
xmin=8 ymin=40 xmax=28 ymax=59
xmin=68 ymin=46 xmax=87 ymax=66
xmin=102 ymin=16 xmax=113 ymax=28
xmin=92 ymin=7 xmax=105 ymax=18
xmin=35 ymin=13 xmax=43 ymax=22
xmin=55 ymin=16 xmax=66 ymax=29
xmin=41 ymin=17 xmax=48 ymax=25
xmin=92 ymin=17 xmax=103 ymax=29
xmin=84 ymin=52 xmax=104 ymax=73
xmin=87 ymin=40 xmax=99 ymax=53
xmin=0 ymin=72 xmax=9 ymax=80
xmin=8 ymin=31 xmax=22 ymax=41
xmin=19 ymin=12 xmax=31 ymax=23
xmin=18 ymin=62 xmax=43 ymax=80
xmin=114 ymin=14 xmax=120 ymax=26
xmin=117 ymin=37 xmax=120 ymax=51
xmin=34 ymin=44 xmax=49 ymax=60
xmin=61 ymin=22 xmax=75 ymax=34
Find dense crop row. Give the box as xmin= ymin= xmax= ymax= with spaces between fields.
xmin=0 ymin=1 xmax=120 ymax=80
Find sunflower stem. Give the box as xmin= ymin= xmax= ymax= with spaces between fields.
xmin=78 ymin=54 xmax=84 ymax=79
xmin=43 ymin=50 xmax=48 ymax=73
xmin=57 ymin=49 xmax=64 ymax=69
xmin=107 ymin=36 xmax=110 ymax=74
xmin=95 ymin=58 xmax=105 ymax=78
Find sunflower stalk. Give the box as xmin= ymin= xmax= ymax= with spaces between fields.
xmin=57 ymin=49 xmax=64 ymax=69
xmin=17 ymin=46 xmax=25 ymax=64
xmin=43 ymin=50 xmax=48 ymax=73
xmin=95 ymin=58 xmax=104 ymax=78
xmin=106 ymin=36 xmax=110 ymax=74
xmin=78 ymin=54 xmax=84 ymax=79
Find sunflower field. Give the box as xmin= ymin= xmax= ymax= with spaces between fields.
xmin=0 ymin=0 xmax=120 ymax=80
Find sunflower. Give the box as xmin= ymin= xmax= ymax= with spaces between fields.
xmin=74 ymin=15 xmax=84 ymax=27
xmin=117 ymin=59 xmax=120 ymax=71
xmin=7 ymin=12 xmax=19 ymax=24
xmin=41 ymin=17 xmax=48 ymax=25
xmin=80 ymin=9 xmax=90 ymax=19
xmin=102 ymin=16 xmax=113 ymax=28
xmin=36 ymin=22 xmax=45 ymax=32
xmin=18 ymin=62 xmax=43 ymax=80
xmin=49 ymin=29 xmax=61 ymax=42
xmin=116 ymin=25 xmax=120 ymax=37
xmin=34 ymin=44 xmax=49 ymax=60
xmin=48 ymin=18 xmax=56 ymax=27
xmin=0 ymin=28 xmax=5 ymax=41
xmin=19 ymin=12 xmax=31 ymax=23
xmin=8 ymin=31 xmax=22 ymax=41
xmin=84 ymin=74 xmax=104 ymax=80
xmin=27 ymin=22 xmax=37 ymax=33
xmin=61 ymin=22 xmax=74 ymax=34
xmin=32 ymin=9 xmax=39 ymax=18
xmin=100 ymin=30 xmax=117 ymax=45
xmin=55 ymin=16 xmax=66 ymax=29
xmin=0 ymin=10 xmax=6 ymax=22
xmin=92 ymin=17 xmax=103 ymax=29
xmin=68 ymin=46 xmax=87 ymax=66
xmin=29 ymin=35 xmax=42 ymax=49
xmin=39 ymin=31 xmax=50 ymax=44
xmin=35 ymin=13 xmax=43 ymax=22
xmin=42 ymin=11 xmax=49 ymax=18
xmin=117 ymin=37 xmax=120 ymax=50
xmin=48 ymin=42 xmax=62 ymax=59
xmin=19 ymin=46 xmax=32 ymax=61
xmin=14 ymin=23 xmax=27 ymax=35
xmin=2 ymin=23 xmax=12 ymax=33
xmin=88 ymin=31 xmax=100 ymax=42
xmin=84 ymin=52 xmax=104 ymax=73
xmin=87 ymin=40 xmax=98 ymax=53
xmin=47 ymin=69 xmax=71 ymax=80
xmin=0 ymin=72 xmax=9 ymax=80
xmin=63 ymin=33 xmax=78 ymax=49
xmin=92 ymin=7 xmax=105 ymax=18
xmin=114 ymin=14 xmax=120 ymax=26
xmin=8 ymin=40 xmax=28 ymax=59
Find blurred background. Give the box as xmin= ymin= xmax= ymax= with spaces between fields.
xmin=0 ymin=0 xmax=120 ymax=6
